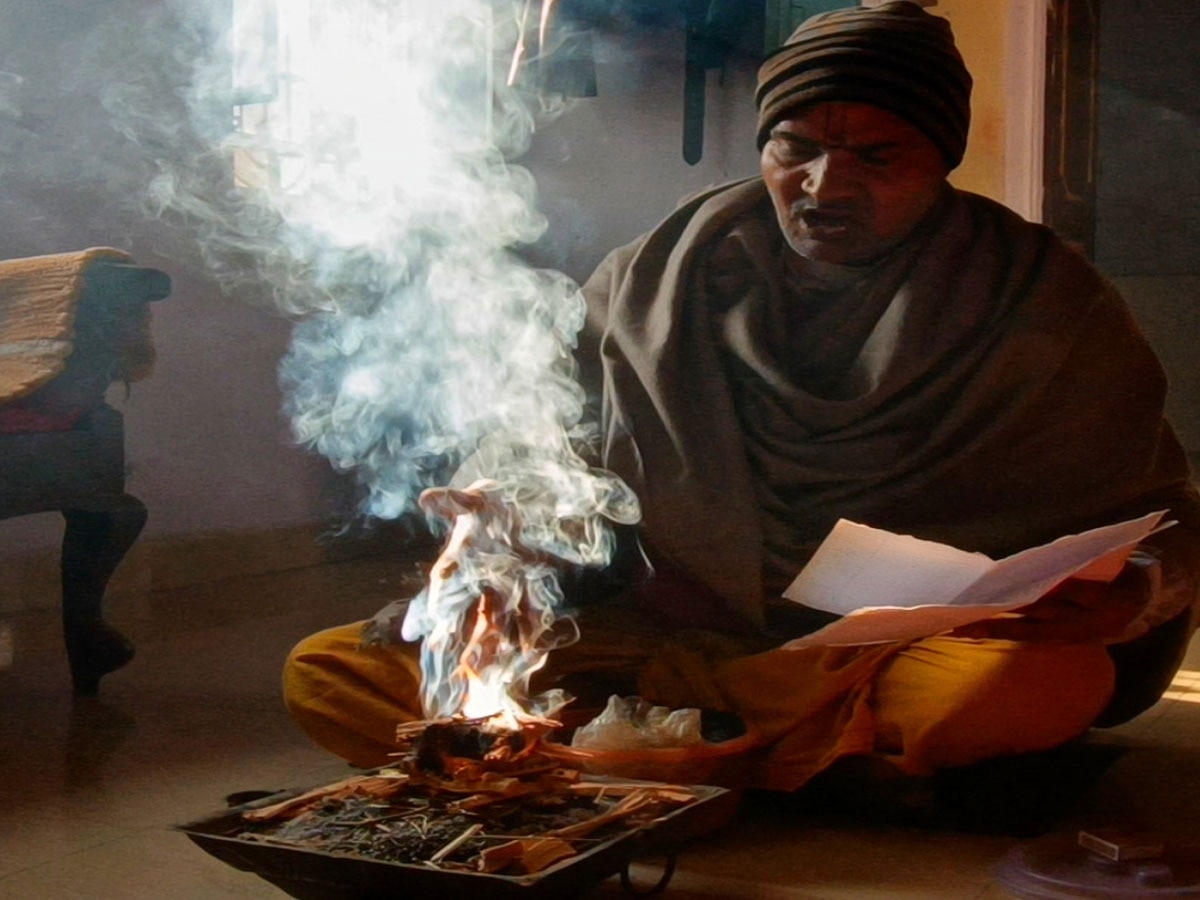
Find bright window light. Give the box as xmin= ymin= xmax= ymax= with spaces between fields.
xmin=1160 ymin=667 xmax=1200 ymax=704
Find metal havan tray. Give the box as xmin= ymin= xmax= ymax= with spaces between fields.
xmin=177 ymin=774 xmax=738 ymax=900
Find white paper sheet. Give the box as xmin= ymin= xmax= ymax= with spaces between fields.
xmin=781 ymin=510 xmax=1168 ymax=649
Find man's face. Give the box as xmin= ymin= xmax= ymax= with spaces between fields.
xmin=760 ymin=102 xmax=951 ymax=265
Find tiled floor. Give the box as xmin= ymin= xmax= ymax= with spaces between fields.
xmin=1 ymin=554 xmax=1198 ymax=899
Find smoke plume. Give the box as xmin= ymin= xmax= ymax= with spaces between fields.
xmin=107 ymin=0 xmax=638 ymax=544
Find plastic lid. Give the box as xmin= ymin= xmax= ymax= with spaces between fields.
xmin=994 ymin=834 xmax=1200 ymax=899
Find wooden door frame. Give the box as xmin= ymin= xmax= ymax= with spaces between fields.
xmin=1040 ymin=0 xmax=1101 ymax=256
xmin=1004 ymin=0 xmax=1049 ymax=222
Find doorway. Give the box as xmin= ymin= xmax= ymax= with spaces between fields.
xmin=1047 ymin=0 xmax=1200 ymax=451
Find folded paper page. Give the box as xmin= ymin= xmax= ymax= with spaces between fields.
xmin=782 ymin=510 xmax=1168 ymax=648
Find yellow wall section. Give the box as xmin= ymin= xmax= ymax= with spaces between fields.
xmin=933 ymin=1 xmax=1011 ymax=202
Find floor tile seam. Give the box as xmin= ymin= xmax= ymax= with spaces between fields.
xmin=1119 ymin=702 xmax=1174 ymax=736
xmin=631 ymin=862 xmax=996 ymax=899
xmin=0 ymin=828 xmax=144 ymax=881
xmin=1166 ymin=675 xmax=1200 ymax=692
xmin=622 ymin=863 xmax=833 ymax=899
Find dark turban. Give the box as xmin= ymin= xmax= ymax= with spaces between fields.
xmin=755 ymin=1 xmax=973 ymax=168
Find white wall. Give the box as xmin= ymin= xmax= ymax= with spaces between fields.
xmin=522 ymin=28 xmax=762 ymax=285
xmin=0 ymin=6 xmax=763 ymax=573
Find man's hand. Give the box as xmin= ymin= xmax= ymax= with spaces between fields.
xmin=953 ymin=566 xmax=1151 ymax=643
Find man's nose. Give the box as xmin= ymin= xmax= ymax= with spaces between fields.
xmin=801 ymin=152 xmax=858 ymax=203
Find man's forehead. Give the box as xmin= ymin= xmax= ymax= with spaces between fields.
xmin=771 ymin=102 xmax=919 ymax=145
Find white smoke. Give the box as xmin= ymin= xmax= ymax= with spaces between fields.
xmin=95 ymin=2 xmax=644 ymax=717
xmin=107 ymin=0 xmax=638 ymax=543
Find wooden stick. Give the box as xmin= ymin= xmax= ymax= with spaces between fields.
xmin=570 ymin=782 xmax=698 ymax=803
xmin=241 ymin=774 xmax=407 ymax=823
xmin=427 ymin=823 xmax=484 ymax=864
xmin=545 ymin=791 xmax=661 ymax=840
xmin=471 ymin=832 xmax=603 ymax=843
xmin=478 ymin=836 xmax=577 ymax=874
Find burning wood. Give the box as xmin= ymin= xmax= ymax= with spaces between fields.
xmin=366 ymin=475 xmax=636 ymax=734
xmin=226 ymin=478 xmax=689 ymax=876
xmin=399 ymin=713 xmax=559 ymax=775
xmin=234 ymin=716 xmax=704 ymax=876
xmin=234 ymin=771 xmax=699 ymax=874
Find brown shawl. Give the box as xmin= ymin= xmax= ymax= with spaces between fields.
xmin=581 ymin=178 xmax=1200 ymax=629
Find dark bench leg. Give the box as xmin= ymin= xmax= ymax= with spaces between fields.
xmin=61 ymin=495 xmax=148 ymax=695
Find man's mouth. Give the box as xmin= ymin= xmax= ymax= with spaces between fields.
xmin=799 ymin=209 xmax=858 ymax=238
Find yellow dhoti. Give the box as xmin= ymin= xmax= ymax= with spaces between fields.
xmin=283 ymin=614 xmax=1115 ymax=788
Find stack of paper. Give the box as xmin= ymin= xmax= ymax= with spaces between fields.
xmin=782 ymin=511 xmax=1167 ymax=648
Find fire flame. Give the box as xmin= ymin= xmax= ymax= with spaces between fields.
xmin=402 ymin=477 xmax=611 ymax=724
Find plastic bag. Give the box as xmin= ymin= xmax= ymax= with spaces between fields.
xmin=570 ymin=695 xmax=704 ymax=751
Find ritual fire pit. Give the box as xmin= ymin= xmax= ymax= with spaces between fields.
xmin=179 ymin=482 xmax=743 ymax=896
xmin=179 ymin=714 xmax=738 ymax=899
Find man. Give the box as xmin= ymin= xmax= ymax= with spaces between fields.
xmin=284 ymin=2 xmax=1200 ymax=799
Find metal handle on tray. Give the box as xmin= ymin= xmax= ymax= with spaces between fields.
xmin=620 ymin=854 xmax=679 ymax=897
